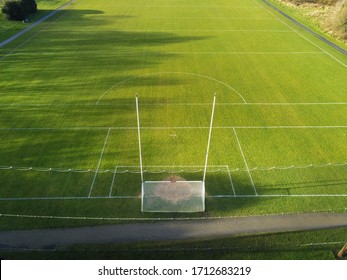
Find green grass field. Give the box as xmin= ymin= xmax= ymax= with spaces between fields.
xmin=0 ymin=0 xmax=346 ymax=229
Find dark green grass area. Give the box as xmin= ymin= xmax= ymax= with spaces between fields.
xmin=0 ymin=171 xmax=92 ymax=198
xmin=0 ymin=130 xmax=107 ymax=168
xmin=1 ymin=227 xmax=346 ymax=260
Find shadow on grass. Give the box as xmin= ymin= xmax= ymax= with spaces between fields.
xmin=2 ymin=7 xmax=211 ymax=72
xmin=260 ymin=178 xmax=347 ymax=190
xmin=1 ymin=9 xmax=212 ymax=101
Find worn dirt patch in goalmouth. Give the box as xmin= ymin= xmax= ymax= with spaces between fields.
xmin=154 ymin=176 xmax=194 ymax=204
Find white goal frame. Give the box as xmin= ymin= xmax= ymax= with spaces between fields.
xmin=136 ymin=94 xmax=216 ymax=212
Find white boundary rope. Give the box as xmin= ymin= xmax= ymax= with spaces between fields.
xmin=0 ymin=208 xmax=346 ymax=221
xmin=136 ymin=95 xmax=144 ymax=183
xmin=0 ymin=162 xmax=346 ymax=174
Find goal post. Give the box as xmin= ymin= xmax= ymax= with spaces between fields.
xmin=203 ymin=93 xmax=216 ymax=183
xmin=136 ymin=94 xmax=216 ymax=213
xmin=135 ymin=95 xmax=144 ymax=184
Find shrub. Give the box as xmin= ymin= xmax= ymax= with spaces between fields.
xmin=1 ymin=0 xmax=37 ymax=21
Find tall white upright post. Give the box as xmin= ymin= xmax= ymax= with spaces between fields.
xmin=203 ymin=93 xmax=216 ymax=183
xmin=136 ymin=95 xmax=144 ymax=183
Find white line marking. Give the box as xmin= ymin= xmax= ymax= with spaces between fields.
xmin=144 ymin=181 xmax=203 ymax=183
xmin=229 ymin=126 xmax=347 ymax=129
xmin=210 ymin=194 xmax=347 ymax=198
xmin=252 ymin=0 xmax=347 ymax=68
xmin=140 ymin=17 xmax=276 ymax=19
xmin=1 ymin=101 xmax=347 ymax=107
xmin=300 ymin=241 xmax=347 ymax=247
xmin=1 ymin=193 xmax=347 ymax=201
xmin=96 ymin=72 xmax=247 ymax=104
xmin=0 ymin=126 xmax=347 ymax=131
xmin=220 ymin=102 xmax=347 ymax=105
xmin=88 ymin=128 xmax=111 ymax=197
xmin=226 ymin=165 xmax=236 ymax=196
xmin=165 ymin=51 xmax=324 ymax=54
xmin=0 ymin=127 xmax=112 ymax=131
xmin=115 ymin=30 xmax=294 ymax=32
xmin=109 ymin=166 xmax=117 ymax=197
xmin=233 ymin=127 xmax=258 ymax=195
xmin=107 ymin=6 xmax=267 ymax=8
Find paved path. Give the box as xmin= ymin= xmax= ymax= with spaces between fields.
xmin=0 ymin=213 xmax=346 ymax=249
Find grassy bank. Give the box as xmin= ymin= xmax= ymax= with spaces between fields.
xmin=269 ymin=0 xmax=347 ymax=43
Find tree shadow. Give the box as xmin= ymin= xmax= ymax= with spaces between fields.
xmin=257 ymin=177 xmax=347 ymax=196
xmin=260 ymin=179 xmax=347 ymax=190
xmin=2 ymin=10 xmax=212 ymax=93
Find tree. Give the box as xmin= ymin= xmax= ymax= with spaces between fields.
xmin=1 ymin=0 xmax=37 ymax=21
xmin=2 ymin=1 xmax=26 ymax=21
xmin=22 ymin=0 xmax=37 ymax=15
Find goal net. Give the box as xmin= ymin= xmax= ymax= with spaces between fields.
xmin=142 ymin=180 xmax=205 ymax=212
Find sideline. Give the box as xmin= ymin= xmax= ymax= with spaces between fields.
xmin=0 ymin=213 xmax=346 ymax=249
xmin=0 ymin=0 xmax=74 ymax=48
